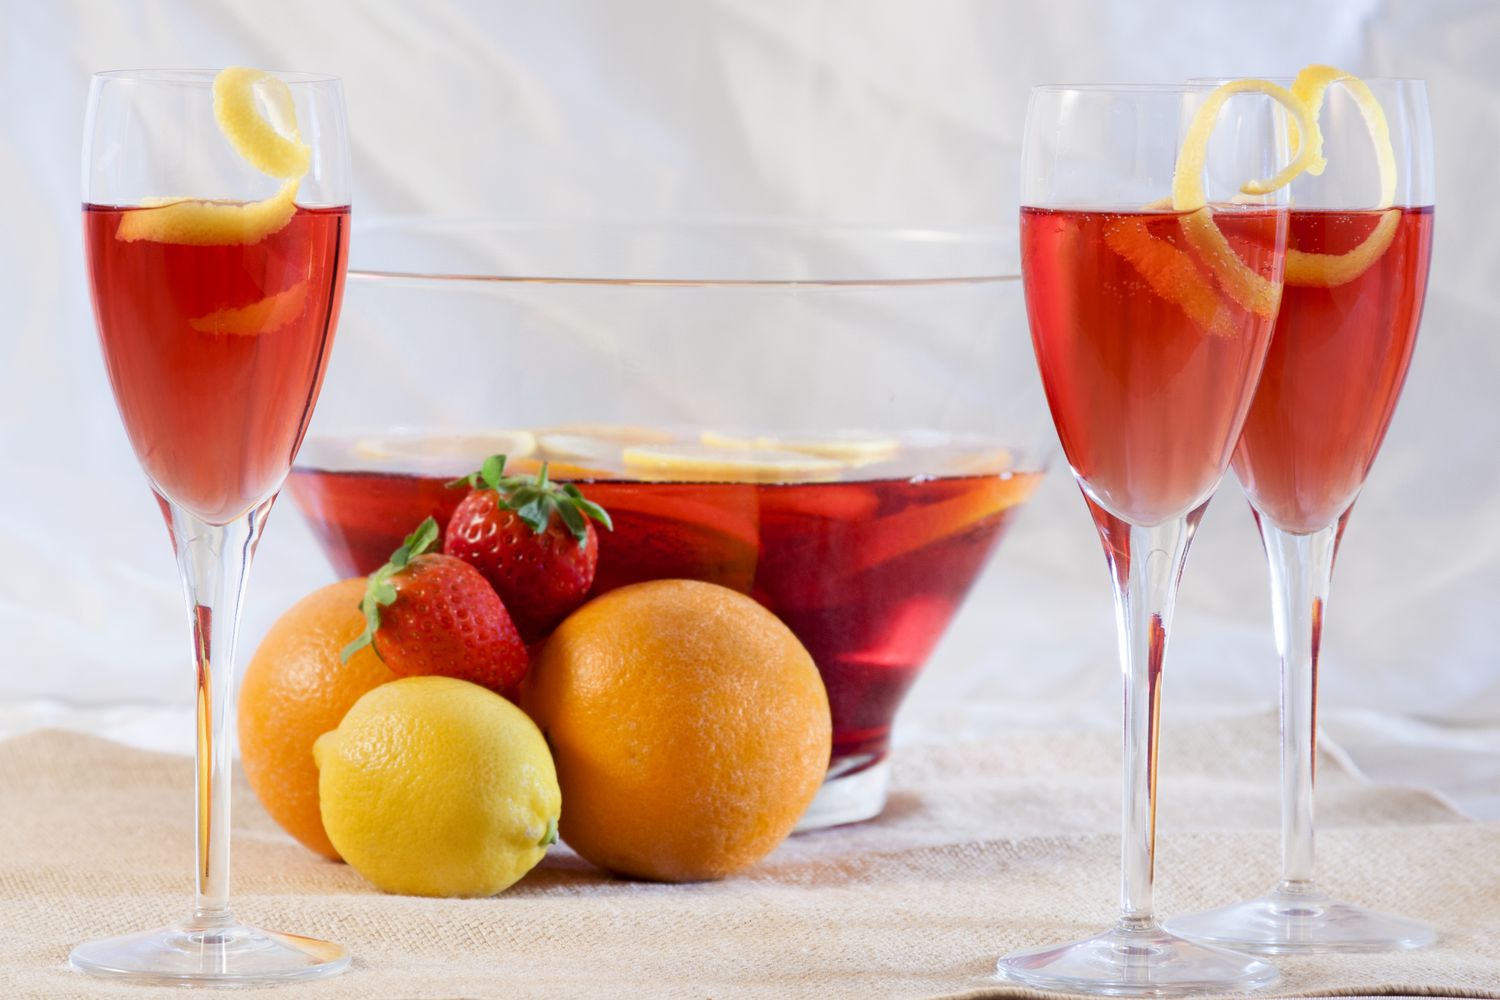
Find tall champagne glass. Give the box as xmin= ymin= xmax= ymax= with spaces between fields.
xmin=74 ymin=69 xmax=351 ymax=984
xmin=996 ymin=83 xmax=1293 ymax=995
xmin=1168 ymin=77 xmax=1436 ymax=953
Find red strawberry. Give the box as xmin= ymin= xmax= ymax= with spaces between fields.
xmin=342 ymin=517 xmax=529 ymax=696
xmin=443 ymin=455 xmax=613 ymax=642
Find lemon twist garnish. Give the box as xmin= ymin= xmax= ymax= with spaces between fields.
xmin=116 ymin=67 xmax=310 ymax=247
xmin=1106 ymin=67 xmax=1398 ymax=333
xmin=187 ymin=279 xmax=309 ymax=335
xmin=1281 ymin=65 xmax=1400 ymax=287
xmin=1172 ymin=80 xmax=1323 ymax=211
xmin=1103 ymin=217 xmax=1237 ymax=338
xmin=1170 ymin=78 xmax=1323 ymax=321
xmin=212 ymin=67 xmax=311 ymax=179
xmin=115 ymin=188 xmax=301 ymax=247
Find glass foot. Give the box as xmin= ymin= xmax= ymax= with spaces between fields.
xmin=996 ymin=921 xmax=1278 ymax=996
xmin=1166 ymin=882 xmax=1436 ymax=954
xmin=795 ymin=754 xmax=890 ymax=832
xmin=70 ymin=916 xmax=350 ymax=986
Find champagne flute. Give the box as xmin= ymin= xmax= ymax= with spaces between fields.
xmin=74 ymin=68 xmax=351 ymax=985
xmin=997 ymin=82 xmax=1295 ymax=995
xmin=1168 ymin=75 xmax=1436 ymax=954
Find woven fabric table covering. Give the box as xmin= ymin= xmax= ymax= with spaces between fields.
xmin=0 ymin=712 xmax=1495 ymax=999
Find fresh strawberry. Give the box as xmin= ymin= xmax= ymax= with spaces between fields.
xmin=342 ymin=517 xmax=529 ymax=696
xmin=443 ymin=455 xmax=613 ymax=642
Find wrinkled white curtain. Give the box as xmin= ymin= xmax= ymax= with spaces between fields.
xmin=1 ymin=1 xmax=1494 ymax=753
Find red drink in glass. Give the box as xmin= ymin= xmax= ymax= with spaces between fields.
xmin=287 ymin=433 xmax=1039 ymax=768
xmin=1021 ymin=207 xmax=1284 ymax=521
xmin=1233 ymin=207 xmax=1434 ymax=532
xmin=84 ymin=204 xmax=350 ymax=522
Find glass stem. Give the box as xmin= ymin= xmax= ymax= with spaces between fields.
xmin=1260 ymin=518 xmax=1338 ymax=891
xmin=1089 ymin=500 xmax=1202 ymax=929
xmin=162 ymin=495 xmax=273 ymax=927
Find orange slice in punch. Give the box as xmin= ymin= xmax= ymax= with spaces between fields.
xmin=116 ymin=68 xmax=311 ymax=247
xmin=622 ymin=444 xmax=845 ymax=484
xmin=353 ymin=431 xmax=538 ymax=472
xmin=699 ymin=430 xmax=901 ymax=465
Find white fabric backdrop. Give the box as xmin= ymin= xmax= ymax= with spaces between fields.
xmin=1 ymin=1 xmax=1496 ymax=765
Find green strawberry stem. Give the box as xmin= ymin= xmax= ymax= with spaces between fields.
xmin=340 ymin=516 xmax=441 ymax=663
xmin=448 ymin=454 xmax=612 ymax=545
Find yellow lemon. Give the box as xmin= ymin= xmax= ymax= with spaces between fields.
xmin=313 ymin=676 xmax=561 ymax=897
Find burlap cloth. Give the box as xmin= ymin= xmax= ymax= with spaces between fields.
xmin=1 ymin=712 xmax=1495 ymax=999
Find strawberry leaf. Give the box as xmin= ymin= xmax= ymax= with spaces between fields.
xmin=563 ymin=485 xmax=614 ymax=532
xmin=556 ymin=499 xmax=586 ymax=539
xmin=512 ymin=495 xmax=550 ymax=533
xmin=457 ymin=455 xmax=614 ymax=547
xmin=481 ymin=454 xmax=507 ymax=490
xmin=340 ymin=516 xmax=441 ymax=663
xmin=403 ymin=516 xmax=440 ymax=558
xmin=446 ymin=453 xmax=508 ymax=492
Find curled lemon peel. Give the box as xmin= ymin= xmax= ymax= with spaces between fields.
xmin=1103 ymin=218 xmax=1237 ymax=338
xmin=115 ymin=67 xmax=309 ymax=246
xmin=187 ymin=279 xmax=309 ymax=335
xmin=1171 ymin=80 xmax=1322 ymax=211
xmin=212 ymin=67 xmax=311 ymax=179
xmin=1169 ymin=79 xmax=1323 ymax=322
xmin=1281 ymin=65 xmax=1401 ymax=287
xmin=116 ymin=183 xmax=300 ymax=245
xmin=1287 ymin=210 xmax=1400 ymax=287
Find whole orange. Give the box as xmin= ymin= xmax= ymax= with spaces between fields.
xmin=239 ymin=578 xmax=395 ymax=858
xmin=525 ymin=579 xmax=830 ymax=882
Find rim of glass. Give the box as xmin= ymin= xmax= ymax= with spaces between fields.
xmin=1186 ymin=75 xmax=1427 ymax=85
xmin=1029 ymin=83 xmax=1229 ymax=94
xmin=91 ymin=68 xmax=341 ymax=86
xmin=1033 ymin=77 xmax=1426 ymax=94
xmin=348 ymin=216 xmax=1021 ymax=288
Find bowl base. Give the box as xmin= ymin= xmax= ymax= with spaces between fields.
xmin=795 ymin=754 xmax=890 ymax=831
